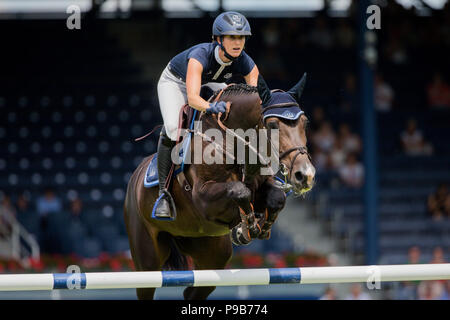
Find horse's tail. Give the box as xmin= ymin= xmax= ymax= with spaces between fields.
xmin=162 ymin=234 xmax=189 ymax=271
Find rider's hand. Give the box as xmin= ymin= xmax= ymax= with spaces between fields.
xmin=206 ymin=101 xmax=227 ymax=115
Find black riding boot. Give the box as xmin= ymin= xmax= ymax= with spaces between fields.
xmin=154 ymin=128 xmax=176 ymax=219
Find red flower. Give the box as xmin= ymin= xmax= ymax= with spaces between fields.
xmin=57 ymin=261 xmax=66 ymax=272
xmin=295 ymin=256 xmax=305 ymax=267
xmin=99 ymin=252 xmax=111 ymax=263
xmin=242 ymin=254 xmax=264 ymax=268
xmin=274 ymin=258 xmax=287 ymax=268
xmin=29 ymin=258 xmax=44 ymax=272
xmin=109 ymin=259 xmax=122 ymax=271
xmin=7 ymin=260 xmax=18 ymax=271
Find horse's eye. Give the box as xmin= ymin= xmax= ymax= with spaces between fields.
xmin=267 ymin=121 xmax=279 ymax=129
xmin=304 ymin=119 xmax=309 ymax=129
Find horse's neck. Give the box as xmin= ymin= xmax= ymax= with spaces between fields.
xmin=184 ymin=94 xmax=263 ymax=183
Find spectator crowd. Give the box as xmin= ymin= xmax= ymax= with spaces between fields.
xmin=394 ymin=245 xmax=449 ymax=300
xmin=309 ymin=106 xmax=364 ymax=189
xmin=427 ymin=183 xmax=450 ymax=221
xmin=0 ymin=189 xmax=85 ymax=254
xmin=319 ymin=245 xmax=449 ymax=300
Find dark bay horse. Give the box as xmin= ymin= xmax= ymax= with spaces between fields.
xmin=124 ymin=76 xmax=315 ymax=300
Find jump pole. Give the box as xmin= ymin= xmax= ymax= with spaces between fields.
xmin=0 ymin=264 xmax=449 ymax=291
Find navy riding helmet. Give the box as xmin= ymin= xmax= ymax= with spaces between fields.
xmin=212 ymin=11 xmax=252 ymax=61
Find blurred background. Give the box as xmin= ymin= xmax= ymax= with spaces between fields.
xmin=0 ymin=0 xmax=449 ymax=300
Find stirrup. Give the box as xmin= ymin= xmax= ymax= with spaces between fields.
xmin=151 ymin=189 xmax=177 ymax=221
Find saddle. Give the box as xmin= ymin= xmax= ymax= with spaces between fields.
xmin=144 ymin=104 xmax=197 ymax=194
xmin=144 ymin=84 xmax=220 ymax=198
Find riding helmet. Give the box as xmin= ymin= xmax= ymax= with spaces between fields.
xmin=212 ymin=11 xmax=252 ymax=38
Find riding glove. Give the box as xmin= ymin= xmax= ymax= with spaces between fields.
xmin=206 ymin=101 xmax=227 ymax=114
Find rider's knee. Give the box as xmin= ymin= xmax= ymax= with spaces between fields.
xmin=160 ymin=126 xmax=177 ymax=147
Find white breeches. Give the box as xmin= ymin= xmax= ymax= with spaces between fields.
xmin=157 ymin=64 xmax=226 ymax=141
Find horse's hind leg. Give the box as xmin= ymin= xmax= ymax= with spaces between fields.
xmin=125 ymin=204 xmax=169 ymax=300
xmin=176 ymin=235 xmax=233 ymax=300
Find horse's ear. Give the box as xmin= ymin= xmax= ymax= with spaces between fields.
xmin=257 ymin=74 xmax=272 ymax=106
xmin=287 ymin=72 xmax=307 ymax=102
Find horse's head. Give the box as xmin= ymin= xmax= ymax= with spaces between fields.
xmin=257 ymin=74 xmax=316 ymax=196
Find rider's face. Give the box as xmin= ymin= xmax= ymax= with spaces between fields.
xmin=220 ymin=35 xmax=246 ymax=59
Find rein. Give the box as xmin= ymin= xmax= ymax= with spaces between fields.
xmin=204 ymin=89 xmax=271 ymax=168
xmin=135 ymin=86 xmax=311 ymax=197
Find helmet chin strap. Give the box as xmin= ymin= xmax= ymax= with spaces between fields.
xmin=218 ymin=36 xmax=239 ymax=61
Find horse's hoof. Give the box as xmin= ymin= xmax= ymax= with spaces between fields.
xmin=257 ymin=230 xmax=271 ymax=240
xmin=231 ymin=225 xmax=251 ymax=246
xmin=255 ymin=212 xmax=266 ymax=221
xmin=248 ymin=221 xmax=261 ymax=238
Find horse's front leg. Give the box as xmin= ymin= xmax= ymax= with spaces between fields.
xmin=226 ymin=181 xmax=262 ymax=245
xmin=192 ymin=180 xmax=259 ymax=245
xmin=254 ymin=177 xmax=287 ymax=240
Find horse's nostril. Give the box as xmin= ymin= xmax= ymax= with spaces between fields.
xmin=294 ymin=171 xmax=304 ymax=183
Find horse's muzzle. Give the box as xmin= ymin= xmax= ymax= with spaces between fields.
xmin=292 ymin=164 xmax=315 ymax=192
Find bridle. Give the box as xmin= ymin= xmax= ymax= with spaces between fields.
xmin=262 ymin=102 xmax=312 ymax=195
xmin=279 ymin=145 xmax=311 ymax=178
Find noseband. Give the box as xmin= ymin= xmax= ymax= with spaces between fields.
xmin=279 ymin=146 xmax=311 ymax=179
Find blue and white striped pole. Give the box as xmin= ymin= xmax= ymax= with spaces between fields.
xmin=0 ymin=264 xmax=449 ymax=291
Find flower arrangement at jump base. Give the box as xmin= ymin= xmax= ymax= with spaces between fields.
xmin=0 ymin=253 xmax=134 ymax=273
xmin=230 ymin=251 xmax=328 ymax=269
xmin=0 ymin=250 xmax=328 ymax=273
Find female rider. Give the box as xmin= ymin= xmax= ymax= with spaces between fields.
xmin=154 ymin=11 xmax=260 ymax=219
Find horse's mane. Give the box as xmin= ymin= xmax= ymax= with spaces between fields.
xmin=211 ymin=83 xmax=258 ymax=100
